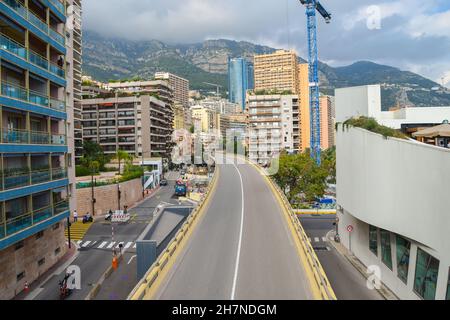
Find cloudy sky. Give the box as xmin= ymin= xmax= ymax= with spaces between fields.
xmin=83 ymin=0 xmax=450 ymax=87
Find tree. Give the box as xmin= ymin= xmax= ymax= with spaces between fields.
xmin=82 ymin=140 xmax=108 ymax=170
xmin=115 ymin=150 xmax=131 ymax=175
xmin=274 ymin=152 xmax=329 ymax=207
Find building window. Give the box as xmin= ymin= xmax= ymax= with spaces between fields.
xmin=369 ymin=225 xmax=378 ymax=256
xmin=414 ymin=248 xmax=440 ymax=300
xmin=36 ymin=231 xmax=44 ymax=239
xmin=380 ymin=229 xmax=393 ymax=270
xmin=38 ymin=258 xmax=45 ymax=267
xmin=15 ymin=241 xmax=25 ymax=251
xmin=17 ymin=271 xmax=25 ymax=282
xmin=396 ymin=235 xmax=411 ymax=284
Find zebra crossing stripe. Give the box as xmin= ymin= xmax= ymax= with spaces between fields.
xmin=107 ymin=242 xmax=116 ymax=249
xmin=82 ymin=241 xmax=91 ymax=248
xmin=314 ymin=237 xmax=320 ymax=243
xmin=322 ymin=237 xmax=327 ymax=242
xmin=77 ymin=241 xmax=82 ymax=246
xmin=125 ymin=242 xmax=133 ymax=249
xmin=98 ymin=241 xmax=107 ymax=249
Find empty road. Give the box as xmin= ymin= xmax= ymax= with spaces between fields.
xmin=154 ymin=162 xmax=315 ymax=300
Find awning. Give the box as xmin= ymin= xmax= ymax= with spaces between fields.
xmin=412 ymin=122 xmax=450 ymax=138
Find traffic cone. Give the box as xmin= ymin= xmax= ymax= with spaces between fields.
xmin=112 ymin=257 xmax=118 ymax=270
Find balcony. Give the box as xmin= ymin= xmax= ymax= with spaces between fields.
xmin=0 ymin=200 xmax=69 ymax=240
xmin=1 ymin=81 xmax=66 ymax=112
xmin=2 ymin=0 xmax=66 ymax=47
xmin=1 ymin=128 xmax=66 ymax=145
xmin=0 ymin=167 xmax=68 ymax=191
xmin=0 ymin=33 xmax=66 ymax=79
xmin=48 ymin=0 xmax=65 ymax=14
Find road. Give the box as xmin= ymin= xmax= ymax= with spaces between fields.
xmin=34 ymin=178 xmax=186 ymax=300
xmin=155 ymin=163 xmax=314 ymax=300
xmin=299 ymin=215 xmax=383 ymax=300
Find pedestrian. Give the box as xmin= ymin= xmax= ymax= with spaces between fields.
xmin=73 ymin=210 xmax=78 ymax=223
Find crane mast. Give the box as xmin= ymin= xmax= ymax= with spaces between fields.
xmin=299 ymin=0 xmax=331 ymax=166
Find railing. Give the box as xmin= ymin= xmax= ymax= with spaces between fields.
xmin=48 ymin=0 xmax=65 ymax=14
xmin=1 ymin=128 xmax=67 ymax=145
xmin=0 ymin=167 xmax=68 ymax=191
xmin=0 ymin=33 xmax=66 ymax=79
xmin=0 ymin=200 xmax=69 ymax=240
xmin=3 ymin=0 xmax=66 ymax=46
xmin=1 ymin=81 xmax=66 ymax=112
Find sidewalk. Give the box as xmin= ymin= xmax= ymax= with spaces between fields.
xmin=327 ymin=230 xmax=399 ymax=300
xmin=13 ymin=241 xmax=79 ymax=300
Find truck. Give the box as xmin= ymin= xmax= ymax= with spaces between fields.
xmin=175 ymin=180 xmax=188 ymax=197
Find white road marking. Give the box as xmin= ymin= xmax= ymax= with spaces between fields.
xmin=322 ymin=237 xmax=327 ymax=242
xmin=133 ymin=243 xmax=137 ymax=249
xmin=107 ymin=242 xmax=116 ymax=249
xmin=82 ymin=241 xmax=91 ymax=247
xmin=125 ymin=242 xmax=133 ymax=249
xmin=77 ymin=241 xmax=82 ymax=246
xmin=231 ymin=163 xmax=245 ymax=301
xmin=314 ymin=237 xmax=320 ymax=243
xmin=128 ymin=255 xmax=137 ymax=265
xmin=98 ymin=241 xmax=108 ymax=249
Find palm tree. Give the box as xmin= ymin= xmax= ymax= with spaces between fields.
xmin=115 ymin=150 xmax=130 ymax=175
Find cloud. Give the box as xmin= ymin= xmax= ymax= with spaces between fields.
xmin=83 ymin=0 xmax=450 ymax=86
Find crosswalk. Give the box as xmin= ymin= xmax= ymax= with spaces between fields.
xmin=65 ymin=221 xmax=94 ymax=241
xmin=308 ymin=237 xmax=329 ymax=243
xmin=307 ymin=236 xmax=331 ymax=251
xmin=76 ymin=240 xmax=137 ymax=250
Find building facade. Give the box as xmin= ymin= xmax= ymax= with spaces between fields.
xmin=228 ymin=57 xmax=254 ymax=111
xmin=82 ymin=95 xmax=173 ymax=160
xmin=336 ymin=84 xmax=450 ymax=300
xmin=154 ymin=72 xmax=189 ymax=108
xmin=254 ymin=50 xmax=300 ymax=94
xmin=0 ymin=0 xmax=72 ymax=299
xmin=319 ymin=95 xmax=335 ymax=150
xmin=247 ymin=94 xmax=299 ymax=165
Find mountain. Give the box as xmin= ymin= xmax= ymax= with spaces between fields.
xmin=82 ymin=31 xmax=450 ymax=110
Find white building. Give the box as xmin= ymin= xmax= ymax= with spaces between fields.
xmin=335 ymin=85 xmax=450 ymax=128
xmin=247 ymin=94 xmax=300 ymax=165
xmin=336 ymin=84 xmax=450 ymax=300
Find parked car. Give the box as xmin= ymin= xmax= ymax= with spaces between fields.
xmin=160 ymin=179 xmax=168 ymax=186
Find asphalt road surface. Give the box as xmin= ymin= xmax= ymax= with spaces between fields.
xmin=155 ymin=163 xmax=314 ymax=300
xmin=33 ymin=178 xmax=186 ymax=300
xmin=299 ymin=215 xmax=383 ymax=300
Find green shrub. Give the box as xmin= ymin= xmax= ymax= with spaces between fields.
xmin=76 ymin=165 xmax=91 ymax=177
xmin=342 ymin=116 xmax=407 ymax=139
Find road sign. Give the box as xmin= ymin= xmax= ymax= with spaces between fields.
xmin=347 ymin=225 xmax=354 ymax=233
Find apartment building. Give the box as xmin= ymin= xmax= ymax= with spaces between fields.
xmin=247 ymin=94 xmax=300 ymax=165
xmin=173 ymin=102 xmax=185 ymax=131
xmin=0 ymin=0 xmax=72 ymax=299
xmin=107 ymin=80 xmax=174 ymax=106
xmin=219 ymin=112 xmax=247 ymax=140
xmin=190 ymin=105 xmax=218 ymax=134
xmin=154 ymin=72 xmax=189 ymax=108
xmin=254 ymin=51 xmax=312 ymax=152
xmin=82 ymin=95 xmax=173 ymax=160
xmin=254 ymin=50 xmax=300 ymax=94
xmin=319 ymin=95 xmax=335 ymax=150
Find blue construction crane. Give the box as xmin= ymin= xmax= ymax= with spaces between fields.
xmin=298 ymin=0 xmax=331 ymax=166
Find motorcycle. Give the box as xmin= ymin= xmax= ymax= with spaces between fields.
xmin=82 ymin=214 xmax=93 ymax=224
xmin=105 ymin=211 xmax=113 ymax=221
xmin=58 ymin=279 xmax=72 ymax=300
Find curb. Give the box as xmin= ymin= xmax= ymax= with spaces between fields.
xmin=326 ymin=230 xmax=399 ymax=300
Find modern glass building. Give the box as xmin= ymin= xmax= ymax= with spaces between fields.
xmin=0 ymin=0 xmax=71 ymax=299
xmin=228 ymin=57 xmax=254 ymax=111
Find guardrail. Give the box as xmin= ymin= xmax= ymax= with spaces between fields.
xmin=264 ymin=174 xmax=337 ymax=300
xmin=128 ymin=168 xmax=219 ymax=300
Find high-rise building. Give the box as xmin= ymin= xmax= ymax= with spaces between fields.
xmin=228 ymin=57 xmax=254 ymax=111
xmin=154 ymin=72 xmax=189 ymax=108
xmin=254 ymin=50 xmax=300 ymax=94
xmin=0 ymin=0 xmax=73 ymax=299
xmin=247 ymin=94 xmax=300 ymax=165
xmin=254 ymin=51 xmax=312 ymax=152
xmin=173 ymin=102 xmax=185 ymax=131
xmin=82 ymin=95 xmax=173 ymax=160
xmin=319 ymin=95 xmax=335 ymax=150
